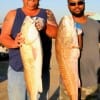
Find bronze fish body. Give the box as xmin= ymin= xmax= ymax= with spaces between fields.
xmin=55 ymin=16 xmax=80 ymax=100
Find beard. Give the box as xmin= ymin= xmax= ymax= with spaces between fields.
xmin=70 ymin=8 xmax=85 ymax=17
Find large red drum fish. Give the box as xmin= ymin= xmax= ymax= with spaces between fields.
xmin=20 ymin=16 xmax=43 ymax=100
xmin=55 ymin=16 xmax=80 ymax=100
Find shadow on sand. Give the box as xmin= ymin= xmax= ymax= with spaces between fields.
xmin=49 ymin=87 xmax=59 ymax=100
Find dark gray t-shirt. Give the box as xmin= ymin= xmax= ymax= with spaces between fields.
xmin=80 ymin=18 xmax=100 ymax=88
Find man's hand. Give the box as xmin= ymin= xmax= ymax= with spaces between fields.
xmin=35 ymin=17 xmax=45 ymax=31
xmin=46 ymin=9 xmax=57 ymax=26
xmin=14 ymin=32 xmax=24 ymax=48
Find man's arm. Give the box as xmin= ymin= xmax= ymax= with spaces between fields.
xmin=1 ymin=10 xmax=22 ymax=48
xmin=45 ymin=9 xmax=58 ymax=38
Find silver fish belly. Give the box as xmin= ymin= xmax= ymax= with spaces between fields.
xmin=20 ymin=16 xmax=43 ymax=100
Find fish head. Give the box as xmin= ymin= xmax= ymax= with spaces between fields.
xmin=21 ymin=16 xmax=39 ymax=45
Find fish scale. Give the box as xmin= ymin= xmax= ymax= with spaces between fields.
xmin=20 ymin=16 xmax=43 ymax=100
xmin=55 ymin=16 xmax=80 ymax=100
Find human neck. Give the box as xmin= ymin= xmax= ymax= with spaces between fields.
xmin=72 ymin=15 xmax=87 ymax=24
xmin=22 ymin=7 xmax=40 ymax=16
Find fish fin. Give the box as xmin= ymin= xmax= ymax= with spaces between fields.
xmin=32 ymin=47 xmax=37 ymax=60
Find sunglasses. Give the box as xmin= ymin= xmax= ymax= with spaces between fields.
xmin=69 ymin=1 xmax=84 ymax=6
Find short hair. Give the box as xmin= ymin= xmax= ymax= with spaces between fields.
xmin=67 ymin=0 xmax=85 ymax=2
